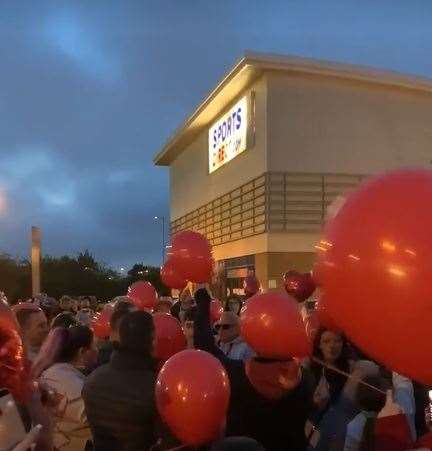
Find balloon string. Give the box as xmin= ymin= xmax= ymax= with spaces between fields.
xmin=311 ymin=357 xmax=386 ymax=395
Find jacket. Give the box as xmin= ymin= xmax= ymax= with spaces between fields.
xmin=194 ymin=289 xmax=313 ymax=451
xmin=83 ymin=349 xmax=162 ymax=451
xmin=41 ymin=362 xmax=91 ymax=451
xmin=217 ymin=337 xmax=255 ymax=362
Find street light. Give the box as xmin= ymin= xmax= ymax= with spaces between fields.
xmin=154 ymin=216 xmax=166 ymax=264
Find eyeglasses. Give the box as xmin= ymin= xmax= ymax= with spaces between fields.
xmin=215 ymin=324 xmax=234 ymax=331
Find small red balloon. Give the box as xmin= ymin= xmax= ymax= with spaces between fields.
xmin=283 ymin=271 xmax=316 ymax=302
xmin=240 ymin=291 xmax=311 ymax=359
xmin=156 ymin=350 xmax=230 ymax=446
xmin=315 ymin=169 xmax=432 ymax=384
xmin=210 ymin=299 xmax=223 ymax=323
xmin=153 ymin=313 xmax=186 ymax=362
xmin=128 ymin=281 xmax=157 ymax=310
xmin=167 ymin=231 xmax=214 ymax=283
xmin=160 ymin=259 xmax=187 ymax=290
xmin=91 ymin=305 xmax=113 ymax=339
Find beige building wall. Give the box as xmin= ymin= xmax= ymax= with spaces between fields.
xmin=170 ymin=76 xmax=268 ymax=220
xmin=266 ymin=71 xmax=432 ymax=174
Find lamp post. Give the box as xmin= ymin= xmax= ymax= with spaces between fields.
xmin=154 ymin=216 xmax=165 ymax=264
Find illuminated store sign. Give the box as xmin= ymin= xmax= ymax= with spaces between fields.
xmin=208 ymin=96 xmax=248 ymax=173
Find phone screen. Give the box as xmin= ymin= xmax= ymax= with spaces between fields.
xmin=0 ymin=389 xmax=27 ymax=450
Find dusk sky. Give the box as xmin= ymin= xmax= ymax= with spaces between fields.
xmin=1 ymin=1 xmax=432 ymax=271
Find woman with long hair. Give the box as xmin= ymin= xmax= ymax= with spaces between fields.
xmin=309 ymin=328 xmax=353 ymax=411
xmin=32 ymin=325 xmax=97 ymax=451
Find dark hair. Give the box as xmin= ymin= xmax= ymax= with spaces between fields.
xmin=119 ymin=311 xmax=154 ymax=356
xmin=51 ymin=312 xmax=77 ymax=329
xmin=183 ymin=306 xmax=197 ymax=322
xmin=110 ymin=301 xmax=135 ymax=332
xmin=32 ymin=325 xmax=93 ymax=378
xmin=15 ymin=307 xmax=43 ymax=329
xmin=59 ymin=326 xmax=93 ymax=362
xmin=310 ymin=328 xmax=351 ymax=404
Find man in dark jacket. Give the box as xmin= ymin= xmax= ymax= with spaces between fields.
xmin=83 ymin=311 xmax=174 ymax=451
xmin=95 ymin=299 xmax=136 ymax=368
xmin=194 ymin=288 xmax=313 ymax=451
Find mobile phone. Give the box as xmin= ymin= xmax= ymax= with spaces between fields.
xmin=0 ymin=388 xmax=27 ymax=450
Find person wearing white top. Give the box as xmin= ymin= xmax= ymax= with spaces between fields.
xmin=32 ymin=325 xmax=97 ymax=451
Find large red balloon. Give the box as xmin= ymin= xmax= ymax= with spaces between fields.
xmin=240 ymin=291 xmax=311 ymax=359
xmin=210 ymin=299 xmax=223 ymax=323
xmin=128 ymin=281 xmax=157 ymax=310
xmin=0 ymin=299 xmax=29 ymax=400
xmin=315 ymin=169 xmax=432 ymax=384
xmin=167 ymin=231 xmax=214 ymax=283
xmin=153 ymin=313 xmax=186 ymax=362
xmin=283 ymin=271 xmax=316 ymax=302
xmin=91 ymin=305 xmax=113 ymax=339
xmin=155 ymin=350 xmax=230 ymax=446
xmin=160 ymin=259 xmax=187 ymax=290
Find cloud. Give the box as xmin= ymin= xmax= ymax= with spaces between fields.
xmin=1 ymin=0 xmax=432 ymax=271
xmin=44 ymin=9 xmax=121 ymax=83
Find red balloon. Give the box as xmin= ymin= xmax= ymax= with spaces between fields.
xmin=160 ymin=259 xmax=187 ymax=290
xmin=156 ymin=350 xmax=230 ymax=446
xmin=128 ymin=281 xmax=157 ymax=310
xmin=167 ymin=231 xmax=214 ymax=283
xmin=153 ymin=313 xmax=186 ymax=362
xmin=283 ymin=271 xmax=316 ymax=302
xmin=240 ymin=291 xmax=311 ymax=359
xmin=210 ymin=299 xmax=223 ymax=323
xmin=91 ymin=305 xmax=113 ymax=339
xmin=0 ymin=299 xmax=29 ymax=400
xmin=315 ymin=169 xmax=432 ymax=384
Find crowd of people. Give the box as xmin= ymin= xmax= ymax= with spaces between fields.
xmin=3 ymin=283 xmax=432 ymax=451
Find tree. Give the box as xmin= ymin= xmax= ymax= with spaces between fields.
xmin=0 ymin=251 xmax=169 ymax=303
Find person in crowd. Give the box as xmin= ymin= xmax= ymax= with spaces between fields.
xmin=71 ymin=298 xmax=79 ymax=314
xmin=306 ymin=359 xmax=381 ymax=451
xmin=83 ymin=311 xmax=176 ymax=451
xmin=59 ymin=296 xmax=74 ymax=314
xmin=215 ymin=311 xmax=254 ymax=361
xmin=95 ymin=299 xmax=136 ymax=367
xmin=32 ymin=325 xmax=97 ymax=451
xmin=309 ymin=329 xmax=354 ymax=412
xmin=79 ymin=297 xmax=92 ymax=311
xmin=226 ymin=296 xmax=243 ymax=316
xmin=13 ymin=304 xmax=49 ymax=362
xmin=51 ymin=312 xmax=78 ymax=329
xmin=153 ymin=300 xmax=172 ymax=314
xmin=194 ymin=286 xmax=313 ymax=451
xmin=304 ymin=328 xmax=355 ymax=449
xmin=171 ymin=288 xmax=194 ymax=323
xmin=183 ymin=306 xmax=196 ymax=349
xmin=343 ymin=375 xmax=388 ymax=451
xmin=76 ymin=298 xmax=94 ymax=327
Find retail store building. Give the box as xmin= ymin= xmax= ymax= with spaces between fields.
xmin=154 ymin=52 xmax=432 ymax=293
